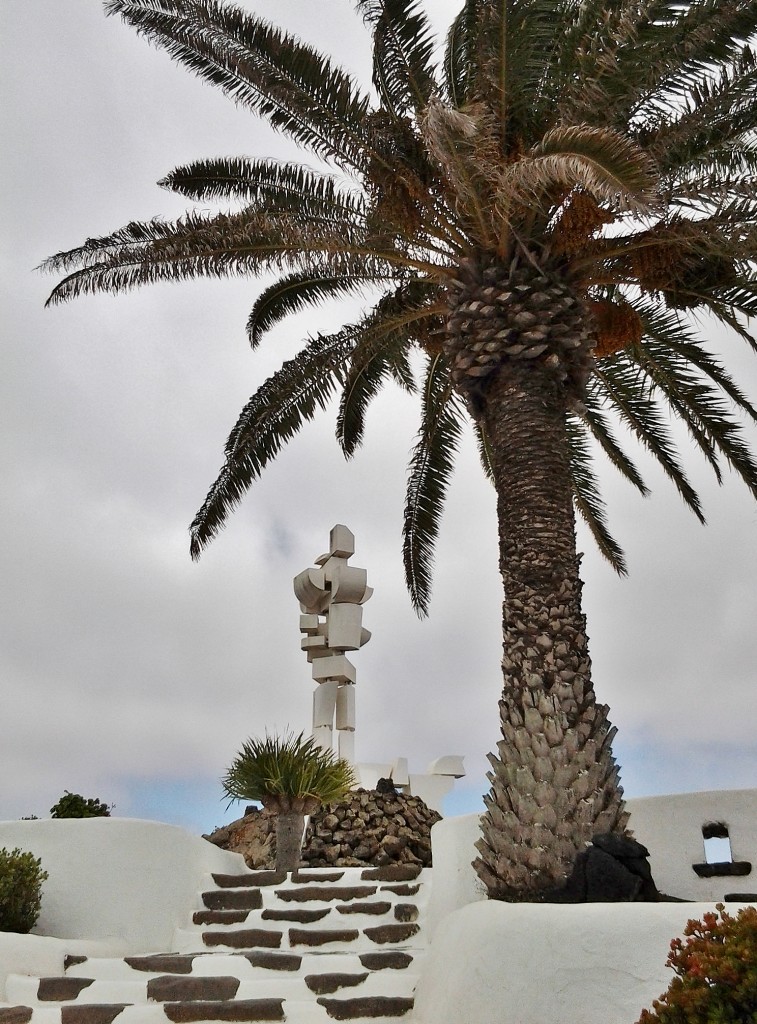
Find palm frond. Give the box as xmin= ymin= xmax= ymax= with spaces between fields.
xmin=421 ymin=98 xmax=499 ymax=249
xmin=595 ymin=356 xmax=706 ymax=522
xmin=443 ymin=0 xmax=479 ymax=108
xmin=105 ymin=0 xmax=376 ymax=173
xmin=160 ymin=158 xmax=365 ymax=217
xmin=356 ymin=0 xmax=437 ymax=115
xmin=623 ymin=0 xmax=757 ymax=125
xmin=475 ymin=0 xmax=569 ymax=140
xmin=189 ymin=329 xmax=354 ymax=558
xmin=648 ymin=49 xmax=757 ymax=175
xmin=247 ymin=271 xmax=381 ymax=349
xmin=580 ymin=391 xmax=650 ymax=497
xmin=42 ymin=205 xmax=403 ymax=306
xmin=403 ymin=355 xmax=463 ymax=615
xmin=336 ymin=284 xmax=440 ymax=456
xmin=499 ymin=126 xmax=659 ymax=216
xmin=567 ymin=416 xmax=628 ymax=574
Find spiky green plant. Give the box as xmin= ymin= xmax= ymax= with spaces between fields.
xmin=43 ymin=0 xmax=757 ymax=899
xmin=222 ymin=732 xmax=356 ymax=871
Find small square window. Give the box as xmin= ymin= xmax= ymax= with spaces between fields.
xmin=693 ymin=821 xmax=752 ymax=878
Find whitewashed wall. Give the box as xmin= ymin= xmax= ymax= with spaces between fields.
xmin=0 ymin=818 xmax=243 ymax=951
xmin=426 ymin=788 xmax=757 ymax=933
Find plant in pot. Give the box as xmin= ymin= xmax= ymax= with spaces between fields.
xmin=222 ymin=732 xmax=356 ymax=873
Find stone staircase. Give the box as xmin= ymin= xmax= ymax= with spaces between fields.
xmin=0 ymin=865 xmax=429 ymax=1023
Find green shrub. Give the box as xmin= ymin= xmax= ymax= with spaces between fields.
xmin=0 ymin=847 xmax=49 ymax=934
xmin=636 ymin=903 xmax=757 ymax=1024
xmin=50 ymin=791 xmax=112 ymax=818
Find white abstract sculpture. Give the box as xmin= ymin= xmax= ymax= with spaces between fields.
xmin=293 ymin=525 xmax=372 ymax=764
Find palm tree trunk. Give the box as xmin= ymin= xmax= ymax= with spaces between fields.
xmin=473 ymin=358 xmax=628 ymax=900
xmin=275 ymin=811 xmax=306 ymax=873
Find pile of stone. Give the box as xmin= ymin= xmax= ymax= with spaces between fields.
xmin=204 ymin=805 xmax=277 ymax=869
xmin=303 ymin=787 xmax=441 ymax=868
xmin=203 ymin=785 xmax=441 ymax=869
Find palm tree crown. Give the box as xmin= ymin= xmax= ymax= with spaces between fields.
xmin=44 ymin=0 xmax=757 ymax=899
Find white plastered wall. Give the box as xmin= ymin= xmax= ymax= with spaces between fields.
xmin=413 ymin=899 xmax=754 ymax=1024
xmin=0 ymin=818 xmax=244 ymax=953
xmin=426 ymin=789 xmax=757 ymax=934
xmin=626 ymin=789 xmax=757 ymax=900
xmin=418 ymin=790 xmax=756 ymax=1024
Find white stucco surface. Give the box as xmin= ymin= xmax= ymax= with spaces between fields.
xmin=626 ymin=789 xmax=757 ymax=900
xmin=0 ymin=934 xmax=121 ymax=1001
xmin=426 ymin=790 xmax=756 ymax=927
xmin=413 ymin=899 xmax=752 ymax=1024
xmin=0 ymin=818 xmax=244 ymax=952
xmin=427 ymin=813 xmax=487 ymax=936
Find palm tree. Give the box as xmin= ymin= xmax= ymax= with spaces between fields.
xmin=222 ymin=732 xmax=357 ymax=873
xmin=43 ymin=0 xmax=757 ymax=900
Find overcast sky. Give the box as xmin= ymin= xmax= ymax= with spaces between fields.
xmin=1 ymin=1 xmax=755 ymax=835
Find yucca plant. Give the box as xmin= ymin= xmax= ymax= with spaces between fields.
xmin=222 ymin=732 xmax=357 ymax=872
xmin=43 ymin=0 xmax=757 ymax=899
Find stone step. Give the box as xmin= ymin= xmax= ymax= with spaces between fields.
xmin=209 ymin=870 xmax=346 ymax=890
xmin=201 ymin=892 xmax=263 ymax=912
xmin=175 ymin=923 xmax=423 ymax=955
xmin=0 ymin=1001 xmax=416 ymax=1024
xmin=316 ymin=996 xmax=414 ymax=1020
xmin=193 ymin=912 xmax=250 ymax=927
xmin=6 ymin=968 xmax=421 ymax=1009
xmin=184 ymin=905 xmax=419 ymax=937
xmin=64 ymin=950 xmax=422 ymax=984
xmin=211 ymin=872 xmax=287 ymax=890
xmin=0 ymin=867 xmax=429 ymax=1024
xmin=272 ymin=887 xmax=379 ymax=904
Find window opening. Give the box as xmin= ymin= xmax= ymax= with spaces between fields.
xmin=702 ymin=822 xmax=733 ymax=864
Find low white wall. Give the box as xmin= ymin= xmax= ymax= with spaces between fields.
xmin=0 ymin=934 xmax=121 ymax=1002
xmin=627 ymin=789 xmax=757 ymax=901
xmin=413 ymin=900 xmax=751 ymax=1024
xmin=427 ymin=790 xmax=757 ymax=930
xmin=0 ymin=818 xmax=244 ymax=953
xmin=427 ymin=814 xmax=487 ymax=936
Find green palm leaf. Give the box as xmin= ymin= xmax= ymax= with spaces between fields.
xmin=246 ymin=271 xmax=380 ymax=349
xmin=189 ymin=330 xmax=353 ymax=558
xmin=567 ymin=417 xmax=628 ymax=575
xmin=105 ymin=0 xmax=376 ymax=173
xmin=403 ymin=355 xmax=463 ymax=615
xmin=357 ymin=0 xmax=437 ymax=115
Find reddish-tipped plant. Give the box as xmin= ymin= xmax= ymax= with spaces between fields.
xmin=637 ymin=903 xmax=757 ymax=1024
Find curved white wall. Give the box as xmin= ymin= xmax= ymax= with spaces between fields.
xmin=0 ymin=818 xmax=244 ymax=952
xmin=626 ymin=789 xmax=757 ymax=901
xmin=427 ymin=789 xmax=757 ymax=933
xmin=413 ymin=899 xmax=751 ymax=1024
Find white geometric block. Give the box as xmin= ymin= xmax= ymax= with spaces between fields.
xmin=293 ymin=567 xmax=328 ymax=612
xmin=353 ymin=763 xmax=393 ymax=789
xmin=312 ymin=654 xmax=356 ymax=684
xmin=390 ymin=757 xmax=410 ymax=787
xmin=330 ymin=524 xmax=355 ymax=558
xmin=329 ymin=565 xmax=370 ymax=604
xmin=313 ymin=679 xmax=339 ymax=728
xmin=338 ymin=729 xmax=355 ymax=765
xmin=327 ymin=603 xmax=364 ymax=650
xmin=335 ymin=684 xmax=355 ymax=731
xmin=301 ymin=634 xmax=328 ymax=653
xmin=427 ymin=755 xmax=466 ymax=778
xmin=312 ymin=725 xmax=333 ymax=751
xmin=408 ymin=773 xmax=455 ymax=813
xmin=299 ymin=613 xmax=320 ymax=634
